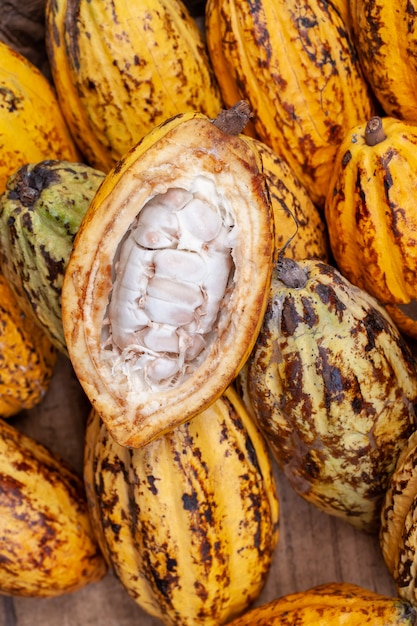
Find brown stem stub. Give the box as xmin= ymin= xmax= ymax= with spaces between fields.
xmin=212 ymin=101 xmax=253 ymax=136
xmin=365 ymin=116 xmax=386 ymax=146
xmin=276 ymin=257 xmax=308 ymax=289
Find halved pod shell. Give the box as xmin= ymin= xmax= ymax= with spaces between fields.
xmin=84 ymin=386 xmax=279 ymax=625
xmin=62 ymin=106 xmax=274 ymax=448
xmin=245 ymin=258 xmax=417 ymax=533
xmin=380 ymin=430 xmax=417 ymax=605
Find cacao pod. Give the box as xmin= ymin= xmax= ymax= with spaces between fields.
xmin=325 ymin=115 xmax=417 ymax=340
xmin=0 ymin=39 xmax=79 ymax=194
xmin=0 ymin=272 xmax=57 ymax=418
xmin=245 ymin=136 xmax=329 ymax=262
xmin=205 ymin=0 xmax=375 ymax=207
xmin=244 ymin=257 xmax=417 ymax=533
xmin=227 ymin=582 xmax=417 ymax=625
xmin=349 ymin=0 xmax=417 ymax=122
xmin=0 ymin=416 xmax=106 ymax=596
xmin=84 ymin=386 xmax=279 ymax=625
xmin=380 ymin=429 xmax=417 ymax=605
xmin=0 ymin=159 xmax=106 ymax=354
xmin=45 ymin=0 xmax=222 ymax=171
xmin=62 ymin=104 xmax=274 ymax=448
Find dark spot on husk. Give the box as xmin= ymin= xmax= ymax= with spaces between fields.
xmin=342 ymin=150 xmax=352 ymax=167
xmin=362 ymin=307 xmax=390 ymax=351
xmin=146 ymin=474 xmax=158 ymax=495
xmin=314 ymin=282 xmax=346 ymax=320
xmin=281 ymin=295 xmax=304 ymax=336
xmin=182 ymin=491 xmax=199 ymax=511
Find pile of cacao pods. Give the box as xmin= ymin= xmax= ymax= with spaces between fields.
xmin=2 ymin=0 xmax=417 ymax=624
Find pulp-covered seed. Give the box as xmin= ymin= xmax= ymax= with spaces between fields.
xmin=106 ymin=184 xmax=234 ymax=388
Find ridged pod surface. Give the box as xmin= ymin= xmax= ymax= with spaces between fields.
xmin=205 ymin=0 xmax=375 ymax=207
xmin=0 ymin=272 xmax=57 ymax=418
xmin=349 ymin=0 xmax=417 ymax=122
xmin=245 ymin=258 xmax=417 ymax=533
xmin=0 ymin=40 xmax=79 ymax=193
xmin=45 ymin=0 xmax=223 ymax=171
xmin=84 ymin=386 xmax=279 ymax=626
xmin=0 ymin=160 xmax=106 ymax=355
xmin=244 ymin=137 xmax=329 ymax=262
xmin=380 ymin=430 xmax=417 ymax=605
xmin=325 ymin=115 xmax=417 ymax=340
xmin=62 ymin=106 xmax=274 ymax=448
xmin=227 ymin=582 xmax=417 ymax=625
xmin=0 ymin=417 xmax=106 ymax=596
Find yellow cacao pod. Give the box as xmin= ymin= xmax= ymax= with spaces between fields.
xmin=325 ymin=115 xmax=417 ymax=340
xmin=205 ymin=0 xmax=375 ymax=207
xmin=0 ymin=272 xmax=57 ymax=418
xmin=380 ymin=429 xmax=417 ymax=605
xmin=245 ymin=137 xmax=329 ymax=262
xmin=227 ymin=582 xmax=417 ymax=625
xmin=0 ymin=417 xmax=106 ymax=596
xmin=244 ymin=258 xmax=417 ymax=533
xmin=0 ymin=40 xmax=79 ymax=193
xmin=349 ymin=0 xmax=417 ymax=122
xmin=62 ymin=104 xmax=274 ymax=448
xmin=45 ymin=0 xmax=223 ymax=171
xmin=84 ymin=386 xmax=279 ymax=626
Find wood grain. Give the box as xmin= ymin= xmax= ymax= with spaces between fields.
xmin=0 ymin=355 xmax=396 ymax=625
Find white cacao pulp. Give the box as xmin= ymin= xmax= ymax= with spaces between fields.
xmin=104 ymin=181 xmax=235 ymax=391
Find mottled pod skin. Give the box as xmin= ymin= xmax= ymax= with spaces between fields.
xmin=205 ymin=0 xmax=375 ymax=207
xmin=62 ymin=107 xmax=274 ymax=449
xmin=349 ymin=0 xmax=417 ymax=122
xmin=325 ymin=115 xmax=417 ymax=340
xmin=0 ymin=40 xmax=79 ymax=194
xmin=245 ymin=258 xmax=417 ymax=533
xmin=245 ymin=137 xmax=329 ymax=262
xmin=84 ymin=387 xmax=279 ymax=626
xmin=227 ymin=582 xmax=417 ymax=625
xmin=0 ymin=417 xmax=106 ymax=596
xmin=0 ymin=160 xmax=106 ymax=355
xmin=380 ymin=430 xmax=417 ymax=606
xmin=0 ymin=273 xmax=57 ymax=418
xmin=45 ymin=0 xmax=223 ymax=171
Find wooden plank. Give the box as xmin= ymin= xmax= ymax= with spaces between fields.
xmin=0 ymin=354 xmax=396 ymax=625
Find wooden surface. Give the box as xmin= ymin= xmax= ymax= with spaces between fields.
xmin=0 ymin=354 xmax=397 ymax=626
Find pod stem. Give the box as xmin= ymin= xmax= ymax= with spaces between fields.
xmin=212 ymin=101 xmax=253 ymax=135
xmin=276 ymin=256 xmax=308 ymax=289
xmin=365 ymin=116 xmax=386 ymax=146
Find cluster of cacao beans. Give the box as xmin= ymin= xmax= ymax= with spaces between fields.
xmin=2 ymin=0 xmax=417 ymax=624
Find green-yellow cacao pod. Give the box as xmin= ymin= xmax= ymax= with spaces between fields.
xmin=244 ymin=257 xmax=417 ymax=533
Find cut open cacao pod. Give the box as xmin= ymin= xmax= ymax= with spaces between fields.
xmin=62 ymin=104 xmax=274 ymax=448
